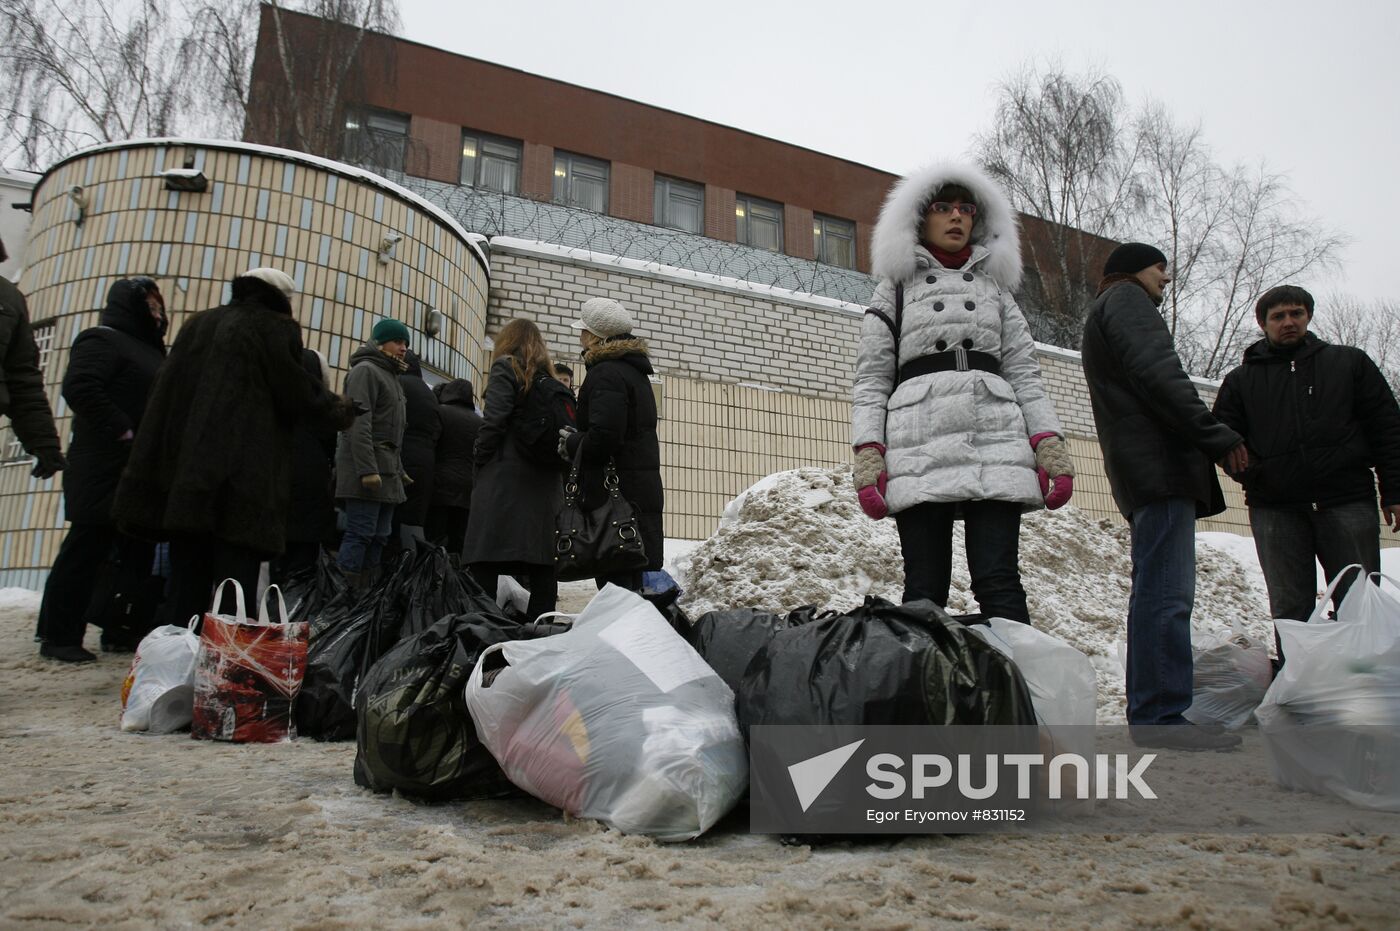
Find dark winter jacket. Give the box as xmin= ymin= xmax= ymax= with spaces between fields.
xmin=1081 ymin=280 xmax=1241 ymax=518
xmin=113 ymin=276 xmax=352 ymax=556
xmin=431 ymin=379 xmax=480 ymax=510
xmin=395 ymin=353 xmax=442 ymax=527
xmin=0 ymin=275 xmax=61 ymax=459
xmin=286 ymin=349 xmax=338 ymax=544
xmin=61 ymin=279 xmax=167 ymax=524
xmin=462 ymin=357 xmax=565 ymax=566
xmin=565 ymin=337 xmax=664 ymax=570
xmin=335 ymin=342 xmax=407 ymax=504
xmin=1213 ymin=333 xmax=1400 ymax=510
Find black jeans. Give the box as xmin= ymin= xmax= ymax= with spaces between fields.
xmin=426 ymin=506 xmax=469 ymax=556
xmin=1250 ymin=500 xmax=1380 ymax=663
xmin=37 ymin=523 xmax=153 ymax=647
xmin=163 ymin=535 xmax=264 ymax=629
xmin=894 ymin=499 xmax=1029 ymax=623
xmin=471 ymin=561 xmax=557 ymax=620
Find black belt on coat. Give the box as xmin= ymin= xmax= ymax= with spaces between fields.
xmin=896 ymin=348 xmax=1001 ymax=385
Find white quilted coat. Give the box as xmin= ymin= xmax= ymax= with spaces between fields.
xmin=851 ymin=163 xmax=1063 ymax=513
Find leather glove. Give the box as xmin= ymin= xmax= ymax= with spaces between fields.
xmin=360 ymin=473 xmax=382 ymax=492
xmin=1031 ymin=433 xmax=1074 ymax=510
xmin=31 ymin=449 xmax=66 ymax=479
xmin=853 ymin=443 xmax=889 ymax=520
xmin=558 ymin=426 xmax=578 ymax=461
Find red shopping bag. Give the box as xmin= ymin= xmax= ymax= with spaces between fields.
xmin=192 ymin=581 xmax=309 ymax=743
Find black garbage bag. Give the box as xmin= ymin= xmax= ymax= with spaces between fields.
xmin=281 ymin=550 xmax=349 ymax=626
xmin=689 ymin=606 xmax=828 ymax=694
xmin=295 ymin=546 xmax=505 ymax=741
xmin=736 ymin=597 xmax=1036 ymax=733
xmin=353 ymin=614 xmax=566 ymax=801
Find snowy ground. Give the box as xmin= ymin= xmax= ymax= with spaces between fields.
xmin=3 ymin=476 xmax=1399 ymax=927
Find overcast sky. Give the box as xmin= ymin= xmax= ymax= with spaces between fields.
xmin=398 ymin=0 xmax=1396 ymax=306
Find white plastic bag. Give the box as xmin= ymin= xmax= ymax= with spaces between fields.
xmin=1184 ymin=620 xmax=1272 ymax=729
xmin=971 ymin=619 xmax=1097 ymax=727
xmin=1257 ymin=565 xmax=1400 ymax=810
xmin=466 ymin=584 xmax=746 ymax=841
xmin=120 ymin=621 xmax=200 ymax=733
xmin=496 ymin=575 xmax=530 ymax=615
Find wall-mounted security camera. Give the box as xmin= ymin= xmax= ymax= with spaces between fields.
xmin=377 ymin=231 xmax=403 ymax=265
xmin=67 ymin=185 xmax=88 ymax=228
xmin=424 ymin=307 xmax=444 ymax=339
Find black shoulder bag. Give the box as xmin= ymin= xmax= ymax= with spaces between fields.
xmin=864 ymin=281 xmax=904 ymax=382
xmin=553 ymin=441 xmax=648 ymax=582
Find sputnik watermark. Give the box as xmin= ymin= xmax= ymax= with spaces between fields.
xmin=863 ymin=750 xmax=1156 ymax=800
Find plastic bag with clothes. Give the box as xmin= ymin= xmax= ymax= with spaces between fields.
xmin=737 ymin=597 xmax=1038 ymax=732
xmin=687 ymin=605 xmax=826 ymax=695
xmin=466 ymin=585 xmax=747 ymax=841
xmin=280 ymin=549 xmax=349 ymax=627
xmin=1184 ymin=620 xmax=1272 ymax=729
xmin=354 ymin=612 xmax=563 ymax=801
xmin=120 ymin=621 xmax=200 ymax=733
xmin=1257 ymin=565 xmax=1400 ymax=810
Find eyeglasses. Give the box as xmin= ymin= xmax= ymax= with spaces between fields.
xmin=929 ymin=202 xmax=977 ymax=217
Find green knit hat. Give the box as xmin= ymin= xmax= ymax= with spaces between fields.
xmin=372 ymin=319 xmax=410 ymax=346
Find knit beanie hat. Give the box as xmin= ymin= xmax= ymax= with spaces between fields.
xmin=240 ymin=267 xmax=296 ymax=297
xmin=372 ymin=318 xmax=411 ymax=345
xmin=571 ymin=297 xmax=636 ymax=338
xmin=1103 ymin=243 xmax=1168 ymax=277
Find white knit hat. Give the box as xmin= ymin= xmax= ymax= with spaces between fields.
xmin=240 ymin=267 xmax=296 ymax=297
xmin=572 ymin=297 xmax=635 ymax=338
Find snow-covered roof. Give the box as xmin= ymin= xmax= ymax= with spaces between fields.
xmin=33 ymin=138 xmax=490 ymax=275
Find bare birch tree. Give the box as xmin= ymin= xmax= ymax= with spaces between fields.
xmin=1310 ymin=294 xmax=1400 ymax=394
xmin=976 ymin=65 xmax=1145 ymax=346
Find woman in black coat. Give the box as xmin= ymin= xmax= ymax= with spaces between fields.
xmin=562 ymin=298 xmax=664 ymax=591
xmin=274 ymin=348 xmax=338 ymax=580
xmin=462 ymin=320 xmax=564 ymax=618
xmin=427 ymin=379 xmax=480 ymax=555
xmin=392 ymin=351 xmax=442 ymax=546
xmin=36 ymin=277 xmax=167 ymax=661
xmin=113 ymin=268 xmax=355 ymax=629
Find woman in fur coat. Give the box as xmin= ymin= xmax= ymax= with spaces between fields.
xmin=850 ymin=164 xmax=1075 ymax=623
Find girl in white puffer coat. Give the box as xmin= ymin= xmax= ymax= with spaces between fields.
xmin=850 ymin=163 xmax=1075 ymax=623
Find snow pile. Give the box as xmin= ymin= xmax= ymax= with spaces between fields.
xmin=678 ymin=468 xmax=1273 ymax=722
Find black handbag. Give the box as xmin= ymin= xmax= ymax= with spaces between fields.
xmin=554 ymin=443 xmax=647 ymax=582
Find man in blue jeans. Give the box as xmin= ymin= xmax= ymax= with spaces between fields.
xmin=1082 ymin=243 xmax=1249 ymax=751
xmin=335 ymin=319 xmax=410 ymax=588
xmin=1214 ymin=285 xmax=1400 ymax=658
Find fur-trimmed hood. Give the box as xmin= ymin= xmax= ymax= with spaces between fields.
xmin=871 ymin=162 xmax=1022 ymax=291
xmin=583 ymin=336 xmax=652 ymax=371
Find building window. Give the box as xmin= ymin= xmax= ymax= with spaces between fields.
xmin=342 ymin=108 xmax=410 ymax=174
xmin=2 ymin=320 xmax=55 ymax=463
xmin=736 ymin=194 xmax=783 ymax=252
xmin=461 ymin=131 xmax=521 ymax=193
xmin=654 ymin=176 xmax=704 ymax=234
xmin=553 ymin=152 xmax=610 ymax=213
xmin=813 ymin=214 xmax=857 ymax=268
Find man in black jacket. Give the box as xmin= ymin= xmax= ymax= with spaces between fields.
xmin=0 ymin=237 xmax=65 ymax=480
xmin=1214 ymin=285 xmax=1400 ymax=643
xmin=1082 ymin=242 xmax=1247 ymax=751
xmin=36 ymin=278 xmax=167 ymax=661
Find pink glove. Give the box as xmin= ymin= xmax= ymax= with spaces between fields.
xmin=854 ymin=443 xmax=889 ymax=520
xmin=1030 ymin=432 xmax=1074 ymax=510
xmin=1039 ymin=470 xmax=1074 ymax=510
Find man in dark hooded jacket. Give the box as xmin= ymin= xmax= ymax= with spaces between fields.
xmin=1214 ymin=285 xmax=1400 ymax=647
xmin=0 ymin=237 xmax=65 ymax=480
xmin=36 ymin=278 xmax=167 ymax=661
xmin=114 ymin=268 xmax=356 ymax=628
xmin=391 ymin=350 xmax=441 ymax=549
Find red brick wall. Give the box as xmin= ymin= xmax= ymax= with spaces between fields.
xmin=706 ymin=185 xmax=736 ymax=241
xmin=609 ymin=163 xmax=654 ymax=224
xmin=784 ymin=205 xmax=816 ymax=261
xmin=521 ymin=142 xmax=554 ymax=202
xmin=408 ymin=115 xmax=461 ymax=184
xmin=856 ymin=222 xmax=873 ymax=275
